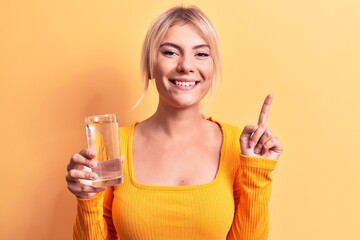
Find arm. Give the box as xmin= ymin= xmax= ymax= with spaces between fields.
xmin=73 ymin=187 xmax=118 ymax=240
xmin=228 ymin=94 xmax=282 ymax=239
xmin=228 ymin=156 xmax=277 ymax=240
xmin=68 ymin=134 xmax=118 ymax=239
xmin=74 ymin=192 xmax=107 ymax=240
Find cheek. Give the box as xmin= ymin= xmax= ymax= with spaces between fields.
xmin=152 ymin=63 xmax=165 ymax=81
xmin=153 ymin=58 xmax=175 ymax=79
xmin=199 ymin=61 xmax=215 ymax=80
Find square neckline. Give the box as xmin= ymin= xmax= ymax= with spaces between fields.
xmin=126 ymin=118 xmax=227 ymax=191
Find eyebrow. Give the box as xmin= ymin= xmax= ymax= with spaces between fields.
xmin=159 ymin=42 xmax=210 ymax=50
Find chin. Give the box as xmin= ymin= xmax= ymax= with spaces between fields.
xmin=171 ymin=99 xmax=201 ymax=109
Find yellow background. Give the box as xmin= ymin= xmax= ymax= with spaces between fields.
xmin=1 ymin=0 xmax=359 ymax=239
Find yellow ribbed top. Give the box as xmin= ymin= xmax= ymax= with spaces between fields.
xmin=73 ymin=119 xmax=277 ymax=240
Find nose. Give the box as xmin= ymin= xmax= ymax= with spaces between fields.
xmin=176 ymin=54 xmax=194 ymax=74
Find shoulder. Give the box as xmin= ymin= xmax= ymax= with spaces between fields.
xmin=119 ymin=123 xmax=136 ymax=141
xmin=207 ymin=117 xmax=242 ymax=139
xmin=208 ymin=118 xmax=242 ymax=168
xmin=207 ymin=117 xmax=242 ymax=153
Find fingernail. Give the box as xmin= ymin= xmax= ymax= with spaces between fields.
xmin=249 ymin=140 xmax=255 ymax=148
xmin=88 ymin=161 xmax=95 ymax=168
xmin=88 ymin=150 xmax=96 ymax=158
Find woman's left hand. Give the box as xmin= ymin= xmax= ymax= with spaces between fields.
xmin=240 ymin=94 xmax=283 ymax=160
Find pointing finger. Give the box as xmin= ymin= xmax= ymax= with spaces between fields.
xmin=258 ymin=93 xmax=274 ymax=124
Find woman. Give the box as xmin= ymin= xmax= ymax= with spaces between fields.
xmin=66 ymin=5 xmax=283 ymax=240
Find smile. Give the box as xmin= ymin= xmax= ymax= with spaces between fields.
xmin=170 ymin=80 xmax=200 ymax=87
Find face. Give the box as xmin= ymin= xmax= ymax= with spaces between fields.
xmin=152 ymin=23 xmax=214 ymax=109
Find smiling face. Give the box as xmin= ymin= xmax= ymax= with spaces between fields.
xmin=152 ymin=23 xmax=214 ymax=109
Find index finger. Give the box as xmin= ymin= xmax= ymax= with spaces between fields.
xmin=67 ymin=149 xmax=96 ymax=172
xmin=258 ymin=93 xmax=274 ymax=124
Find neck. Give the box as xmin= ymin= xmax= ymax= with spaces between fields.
xmin=147 ymin=101 xmax=206 ymax=138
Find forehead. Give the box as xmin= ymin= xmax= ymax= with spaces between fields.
xmin=161 ymin=23 xmax=209 ymax=46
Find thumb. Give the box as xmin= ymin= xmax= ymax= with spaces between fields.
xmin=241 ymin=124 xmax=258 ymax=138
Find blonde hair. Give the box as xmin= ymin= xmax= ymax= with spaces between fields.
xmin=135 ymin=5 xmax=221 ymax=108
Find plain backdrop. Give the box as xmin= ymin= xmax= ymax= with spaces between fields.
xmin=1 ymin=0 xmax=359 ymax=239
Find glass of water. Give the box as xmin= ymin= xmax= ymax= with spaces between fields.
xmin=85 ymin=113 xmax=123 ymax=187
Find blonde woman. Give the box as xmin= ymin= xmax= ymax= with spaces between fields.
xmin=66 ymin=5 xmax=283 ymax=240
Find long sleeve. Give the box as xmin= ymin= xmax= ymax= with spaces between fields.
xmin=227 ymin=155 xmax=277 ymax=240
xmin=71 ymin=121 xmax=278 ymax=239
xmin=73 ymin=187 xmax=118 ymax=240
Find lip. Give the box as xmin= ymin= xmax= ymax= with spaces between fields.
xmin=169 ymin=78 xmax=201 ymax=89
xmin=171 ymin=77 xmax=198 ymax=82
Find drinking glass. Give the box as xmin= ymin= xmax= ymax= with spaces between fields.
xmin=85 ymin=113 xmax=123 ymax=187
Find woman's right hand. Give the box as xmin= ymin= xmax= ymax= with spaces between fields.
xmin=66 ymin=149 xmax=106 ymax=199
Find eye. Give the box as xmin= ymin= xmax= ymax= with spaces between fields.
xmin=195 ymin=52 xmax=210 ymax=58
xmin=161 ymin=50 xmax=179 ymax=57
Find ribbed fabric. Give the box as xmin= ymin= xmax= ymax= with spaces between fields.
xmin=73 ymin=119 xmax=277 ymax=240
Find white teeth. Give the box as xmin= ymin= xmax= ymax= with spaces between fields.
xmin=174 ymin=81 xmax=196 ymax=87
